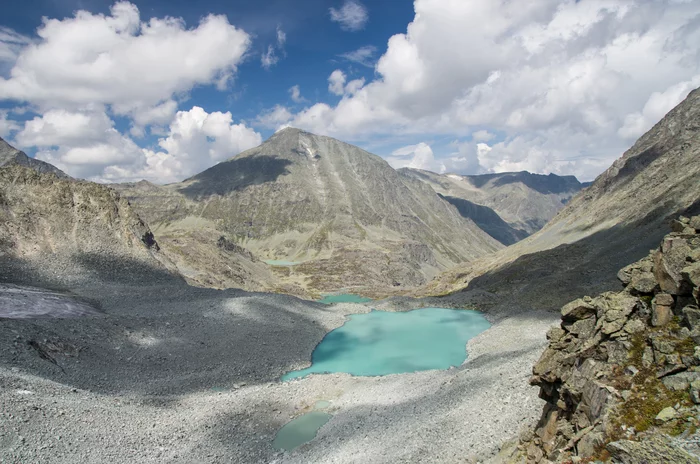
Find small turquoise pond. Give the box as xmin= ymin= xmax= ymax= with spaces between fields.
xmin=318 ymin=293 xmax=372 ymax=304
xmin=282 ymin=307 xmax=490 ymax=380
xmin=265 ymin=260 xmax=302 ymax=266
xmin=272 ymin=411 xmax=332 ymax=451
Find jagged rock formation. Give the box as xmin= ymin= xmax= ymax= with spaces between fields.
xmin=399 ymin=168 xmax=585 ymax=244
xmin=0 ymin=137 xmax=69 ymax=178
xmin=0 ymin=164 xmax=176 ymax=289
xmin=500 ymin=217 xmax=700 ymax=463
xmin=425 ymin=87 xmax=700 ymax=310
xmin=115 ymin=128 xmax=502 ymax=295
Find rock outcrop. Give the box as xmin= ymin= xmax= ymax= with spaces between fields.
xmin=505 ymin=216 xmax=700 ymax=463
xmin=0 ymin=137 xmax=69 ymax=178
xmin=0 ymin=164 xmax=177 ymax=289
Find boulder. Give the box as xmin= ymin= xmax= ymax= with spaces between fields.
xmin=651 ymin=293 xmax=674 ymax=327
xmin=682 ymin=262 xmax=700 ymax=302
xmin=661 ymin=371 xmax=700 ymax=391
xmin=629 ymin=272 xmax=658 ymax=294
xmin=561 ymin=299 xmax=597 ymax=322
xmin=683 ymin=305 xmax=700 ymax=331
xmin=689 ymin=215 xmax=700 ymax=232
xmin=607 ymin=434 xmax=699 ymax=464
xmin=654 ymin=406 xmax=676 ymax=423
xmin=654 ymin=239 xmax=694 ymax=295
xmin=691 ymin=380 xmax=700 ymax=404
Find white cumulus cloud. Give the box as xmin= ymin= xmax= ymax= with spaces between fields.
xmin=282 ymin=0 xmax=700 ymax=180
xmin=0 ymin=2 xmax=250 ymax=110
xmin=289 ymin=85 xmax=304 ymax=103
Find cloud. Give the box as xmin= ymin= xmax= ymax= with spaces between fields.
xmin=257 ymin=105 xmax=293 ymax=129
xmin=0 ymin=2 xmax=250 ymax=110
xmin=289 ymin=85 xmax=304 ymax=103
xmin=339 ymin=45 xmax=377 ymax=67
xmin=471 ymin=130 xmax=495 ymax=142
xmin=282 ymin=0 xmax=700 ymax=180
xmin=276 ymin=26 xmax=286 ymax=47
xmin=0 ymin=27 xmax=32 ymax=65
xmin=127 ymin=106 xmax=262 ymax=183
xmin=261 ymin=25 xmax=287 ymax=70
xmin=330 ymin=1 xmax=369 ymax=32
xmin=328 ymin=70 xmax=347 ymax=96
xmin=0 ymin=110 xmax=20 ymax=137
xmin=387 ymin=143 xmax=444 ymax=173
xmin=261 ymin=45 xmax=279 ymax=70
xmin=19 ymin=106 xmax=260 ymax=183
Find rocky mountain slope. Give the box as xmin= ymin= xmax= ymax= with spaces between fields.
xmin=0 ymin=137 xmax=69 ymax=178
xmin=425 ymin=87 xmax=700 ymax=310
xmin=115 ymin=128 xmax=502 ymax=295
xmin=0 ymin=163 xmax=176 ymax=289
xmin=400 ymin=169 xmax=585 ymax=244
xmin=497 ymin=216 xmax=700 ymax=463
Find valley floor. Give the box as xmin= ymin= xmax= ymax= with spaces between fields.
xmin=0 ymin=281 xmax=557 ymax=463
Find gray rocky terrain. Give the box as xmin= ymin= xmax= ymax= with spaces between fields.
xmin=0 ymin=277 xmax=556 ymax=463
xmin=113 ymin=128 xmax=502 ymax=296
xmin=400 ymin=168 xmax=585 ymax=244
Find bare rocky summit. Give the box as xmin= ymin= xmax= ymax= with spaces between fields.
xmin=0 ymin=137 xmax=69 ymax=179
xmin=114 ymin=128 xmax=502 ymax=295
xmin=496 ymin=217 xmax=700 ymax=463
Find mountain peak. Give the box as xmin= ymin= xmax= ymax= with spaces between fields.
xmin=0 ymin=136 xmax=71 ymax=178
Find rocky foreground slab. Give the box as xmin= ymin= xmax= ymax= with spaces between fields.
xmin=498 ymin=216 xmax=700 ymax=463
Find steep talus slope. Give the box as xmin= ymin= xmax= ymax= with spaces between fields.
xmin=0 ymin=137 xmax=69 ymax=179
xmin=427 ymin=87 xmax=700 ymax=310
xmin=0 ymin=164 xmax=177 ymax=289
xmin=497 ymin=217 xmax=700 ymax=463
xmin=400 ymin=168 xmax=585 ymax=243
xmin=116 ymin=128 xmax=502 ymax=294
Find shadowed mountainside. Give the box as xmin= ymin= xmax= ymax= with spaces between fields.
xmin=425 ymin=87 xmax=700 ymax=311
xmin=399 ymin=168 xmax=586 ymax=242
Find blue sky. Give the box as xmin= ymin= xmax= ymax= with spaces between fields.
xmin=1 ymin=0 xmax=699 ymax=183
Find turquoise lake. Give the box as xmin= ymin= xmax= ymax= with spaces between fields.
xmin=272 ymin=411 xmax=332 ymax=451
xmin=282 ymin=308 xmax=491 ymax=380
xmin=318 ymin=294 xmax=372 ymax=304
xmin=264 ymin=260 xmax=302 ymax=266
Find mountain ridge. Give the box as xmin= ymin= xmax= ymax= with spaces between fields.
xmin=114 ymin=128 xmax=503 ymax=295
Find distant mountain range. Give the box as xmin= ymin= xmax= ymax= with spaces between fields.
xmin=399 ymin=169 xmax=586 ymax=245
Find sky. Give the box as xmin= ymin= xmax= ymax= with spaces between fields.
xmin=0 ymin=0 xmax=699 ymax=184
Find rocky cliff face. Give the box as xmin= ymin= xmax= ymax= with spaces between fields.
xmin=399 ymin=168 xmax=585 ymax=244
xmin=115 ymin=128 xmax=502 ymax=295
xmin=0 ymin=164 xmax=176 ymax=289
xmin=502 ymin=216 xmax=700 ymax=463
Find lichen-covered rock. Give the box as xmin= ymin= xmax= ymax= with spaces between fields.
xmin=607 ymin=434 xmax=699 ymax=463
xmin=514 ymin=217 xmax=700 ymax=463
xmin=652 ymin=293 xmax=675 ymax=327
xmin=561 ymin=298 xmax=597 ymax=322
